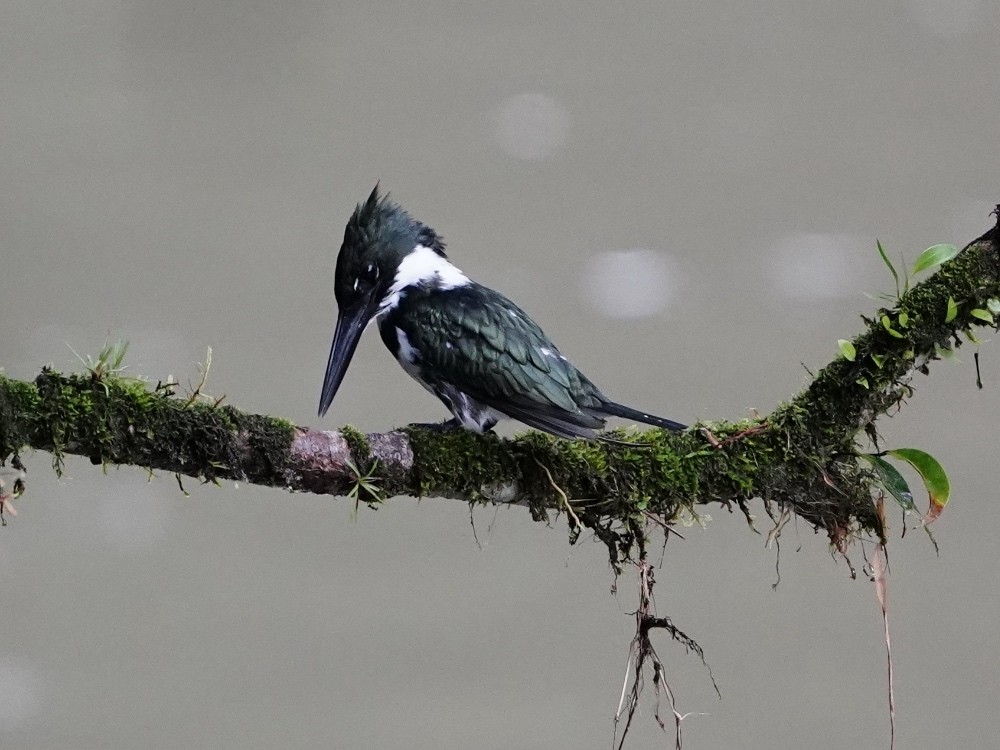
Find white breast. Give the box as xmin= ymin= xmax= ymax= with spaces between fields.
xmin=377 ymin=245 xmax=470 ymax=317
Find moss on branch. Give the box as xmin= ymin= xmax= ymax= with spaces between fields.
xmin=1 ymin=214 xmax=998 ymax=564
xmin=0 ymin=368 xmax=296 ymax=487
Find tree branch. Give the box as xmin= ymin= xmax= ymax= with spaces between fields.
xmin=2 ymin=212 xmax=998 ymax=563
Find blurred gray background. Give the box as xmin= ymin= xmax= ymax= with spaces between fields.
xmin=1 ymin=1 xmax=998 ymax=748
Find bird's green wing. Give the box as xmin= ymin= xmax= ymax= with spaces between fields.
xmin=394 ymin=284 xmax=608 ymax=433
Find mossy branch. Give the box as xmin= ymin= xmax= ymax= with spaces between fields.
xmin=1 ymin=213 xmax=998 ymax=563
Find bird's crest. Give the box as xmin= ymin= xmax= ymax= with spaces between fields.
xmin=345 ymin=184 xmax=446 ymax=257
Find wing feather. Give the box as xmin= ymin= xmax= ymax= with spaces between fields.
xmin=395 ymin=283 xmax=607 ymax=429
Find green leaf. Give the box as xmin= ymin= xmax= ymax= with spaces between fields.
xmin=965 ymin=328 xmax=982 ymax=344
xmin=886 ymin=448 xmax=951 ymax=524
xmin=838 ymin=339 xmax=856 ymax=361
xmin=945 ymin=296 xmax=958 ymax=323
xmin=912 ymin=244 xmax=959 ymax=275
xmin=876 ymin=239 xmax=900 ymax=298
xmin=881 ymin=315 xmax=905 ymax=338
xmin=898 ymin=311 xmax=909 ymax=327
xmin=870 ymin=353 xmax=886 ymax=369
xmin=988 ymin=298 xmax=1000 ymax=314
xmin=970 ymin=308 xmax=994 ymax=324
xmin=935 ymin=344 xmax=956 ymax=361
xmin=860 ymin=454 xmax=916 ymax=513
xmin=856 ymin=376 xmax=869 ymax=389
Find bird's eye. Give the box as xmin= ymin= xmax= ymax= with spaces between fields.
xmin=352 ymin=263 xmax=379 ymax=294
xmin=349 ymin=262 xmax=381 ymax=295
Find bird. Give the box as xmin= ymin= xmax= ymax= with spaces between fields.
xmin=318 ymin=186 xmax=686 ymax=440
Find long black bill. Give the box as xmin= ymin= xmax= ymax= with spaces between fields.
xmin=318 ymin=301 xmax=376 ymax=417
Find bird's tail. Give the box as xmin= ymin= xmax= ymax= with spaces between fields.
xmin=602 ymin=402 xmax=686 ymax=432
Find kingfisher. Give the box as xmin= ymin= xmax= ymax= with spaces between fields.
xmin=318 ymin=186 xmax=686 ymax=440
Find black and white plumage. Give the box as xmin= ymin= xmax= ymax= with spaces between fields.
xmin=318 ymin=186 xmax=686 ymax=440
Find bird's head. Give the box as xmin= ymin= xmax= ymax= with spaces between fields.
xmin=319 ymin=185 xmax=446 ymax=417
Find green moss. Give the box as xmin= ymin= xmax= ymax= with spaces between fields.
xmin=0 ymin=374 xmax=41 ymax=463
xmin=339 ymin=424 xmax=372 ymax=466
xmin=4 ymin=364 xmax=886 ymax=565
xmin=401 ymin=423 xmax=710 ymax=567
xmin=402 ymin=426 xmax=516 ymax=500
xmin=224 ymin=410 xmax=296 ymax=484
xmin=5 ymin=368 xmax=300 ymax=491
